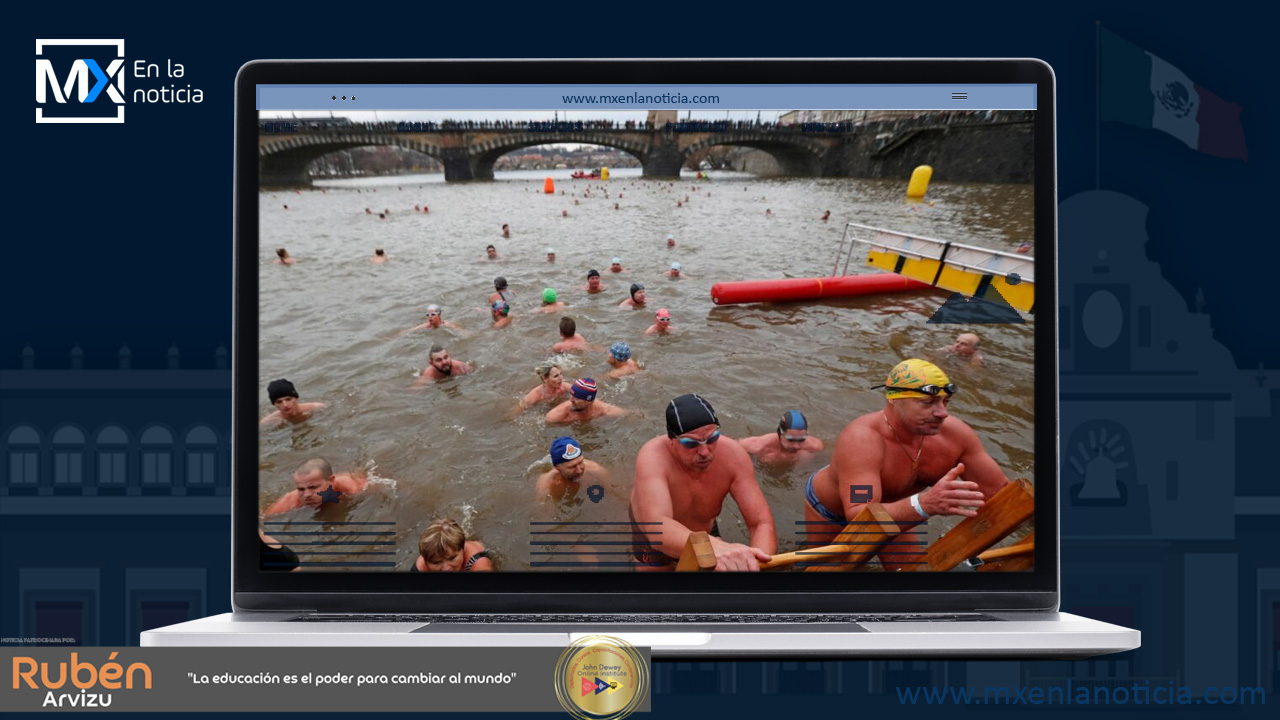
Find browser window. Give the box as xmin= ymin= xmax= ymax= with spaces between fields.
xmin=254 ymin=83 xmax=1037 ymax=574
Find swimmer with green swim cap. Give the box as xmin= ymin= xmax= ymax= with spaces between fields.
xmin=803 ymin=358 xmax=1011 ymax=570
xmin=538 ymin=287 xmax=569 ymax=313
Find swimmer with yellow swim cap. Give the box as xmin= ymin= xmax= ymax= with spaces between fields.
xmin=803 ymin=358 xmax=1011 ymax=570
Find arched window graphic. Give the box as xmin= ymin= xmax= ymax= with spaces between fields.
xmin=184 ymin=426 xmax=218 ymax=487
xmin=140 ymin=426 xmax=173 ymax=488
xmin=6 ymin=425 xmax=41 ymax=486
xmin=96 ymin=426 xmax=129 ymax=488
xmin=51 ymin=426 xmax=86 ymax=486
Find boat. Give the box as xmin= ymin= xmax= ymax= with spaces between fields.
xmin=570 ymin=170 xmax=601 ymax=179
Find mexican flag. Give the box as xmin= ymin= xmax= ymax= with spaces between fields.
xmin=1101 ymin=28 xmax=1248 ymax=161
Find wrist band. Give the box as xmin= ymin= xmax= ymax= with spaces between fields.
xmin=910 ymin=492 xmax=930 ymax=519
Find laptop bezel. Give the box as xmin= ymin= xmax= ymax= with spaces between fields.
xmin=233 ymin=58 xmax=1058 ymax=613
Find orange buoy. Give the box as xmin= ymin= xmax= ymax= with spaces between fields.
xmin=544 ymin=177 xmax=555 ymax=194
xmin=710 ymin=274 xmax=932 ymax=305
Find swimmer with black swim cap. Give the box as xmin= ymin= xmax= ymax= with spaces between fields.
xmin=488 ymin=276 xmax=515 ymax=305
xmin=619 ymin=282 xmax=646 ymax=308
xmin=583 ymin=269 xmax=606 ymax=294
xmin=260 ymin=379 xmax=326 ymax=426
xmin=629 ymin=394 xmax=776 ymax=571
xmin=741 ymin=410 xmax=825 ymax=463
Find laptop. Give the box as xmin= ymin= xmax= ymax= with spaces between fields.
xmin=142 ymin=58 xmax=1138 ymax=657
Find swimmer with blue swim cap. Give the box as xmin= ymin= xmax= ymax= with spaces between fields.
xmin=535 ymin=435 xmax=612 ymax=505
xmin=545 ymin=377 xmax=629 ymax=424
xmin=740 ymin=409 xmax=825 ymax=462
xmin=490 ymin=299 xmax=512 ymax=329
xmin=802 ymin=358 xmax=1012 ymax=570
xmin=606 ymin=341 xmax=640 ymax=379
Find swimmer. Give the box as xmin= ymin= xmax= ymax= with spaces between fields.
xmin=677 ymin=201 xmax=683 ymax=208
xmin=545 ymin=378 xmax=628 ymax=424
xmin=378 ymin=213 xmax=386 ymax=219
xmin=943 ymin=332 xmax=985 ymax=367
xmin=491 ymin=299 xmax=513 ymax=328
xmin=740 ymin=410 xmax=825 ymax=463
xmin=1016 ymin=242 xmax=1032 ymax=254
xmin=398 ymin=304 xmax=461 ymax=336
xmin=274 ymin=248 xmax=296 ymax=266
xmin=552 ymin=317 xmax=598 ymax=353
xmin=415 ymin=344 xmax=473 ymax=384
xmin=619 ymin=283 xmax=646 ymax=308
xmin=414 ymin=204 xmax=421 ymax=211
xmin=583 ymin=269 xmax=607 ymax=294
xmin=644 ymin=308 xmax=673 ymax=335
xmin=765 ymin=208 xmax=773 ymax=216
xmin=614 ymin=203 xmax=620 ymax=210
xmin=282 ymin=204 xmax=288 ymax=210
xmin=803 ymin=359 xmax=1010 ymax=569
xmin=546 ymin=247 xmax=556 ymax=263
xmin=488 ymin=276 xmax=515 ymax=305
xmin=629 ymin=394 xmax=776 ymax=571
xmin=520 ymin=362 xmax=572 ymax=410
xmin=370 ymin=248 xmax=388 ymax=264
xmin=606 ymin=342 xmax=640 ymax=379
xmin=260 ymin=379 xmax=326 ymax=426
xmin=486 ymin=244 xmax=499 ymax=260
xmin=412 ymin=519 xmax=493 ymax=572
xmin=665 ymin=262 xmax=683 ymax=279
xmin=561 ymin=210 xmax=569 ymax=217
xmin=820 ymin=210 xmax=831 ymax=222
xmin=666 ymin=233 xmax=676 ymax=248
xmin=502 ymin=223 xmax=511 ymax=238
xmin=535 ymin=436 xmax=610 ymax=503
xmin=609 ymin=257 xmax=625 ymax=273
xmin=539 ymin=288 xmax=569 ymax=313
xmin=365 ymin=208 xmax=372 ymax=215
xmin=264 ymin=457 xmax=368 ymax=516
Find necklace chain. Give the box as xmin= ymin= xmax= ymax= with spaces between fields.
xmin=884 ymin=411 xmax=925 ymax=469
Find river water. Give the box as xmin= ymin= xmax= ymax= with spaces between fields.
xmin=258 ymin=168 xmax=1035 ymax=571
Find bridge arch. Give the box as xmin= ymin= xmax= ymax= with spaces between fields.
xmin=259 ymin=134 xmax=445 ymax=187
xmin=681 ymin=131 xmax=833 ymax=176
xmin=465 ymin=132 xmax=651 ymax=181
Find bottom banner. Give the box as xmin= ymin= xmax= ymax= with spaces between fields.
xmin=3 ymin=640 xmax=651 ymax=714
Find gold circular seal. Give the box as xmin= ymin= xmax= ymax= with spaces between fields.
xmin=553 ymin=635 xmax=648 ymax=720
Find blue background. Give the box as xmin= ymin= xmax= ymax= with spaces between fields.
xmin=8 ymin=3 xmax=1277 ymax=718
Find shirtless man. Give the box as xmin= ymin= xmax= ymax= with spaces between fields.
xmin=274 ymin=248 xmax=296 ymax=265
xmin=619 ymin=283 xmax=646 ymax=308
xmin=644 ymin=308 xmax=672 ymax=335
xmin=415 ymin=344 xmax=473 ymax=384
xmin=740 ymin=410 xmax=825 ymax=464
xmin=629 ymin=394 xmax=776 ymax=571
xmin=371 ymin=248 xmax=388 ymax=264
xmin=501 ymin=224 xmax=511 ymax=238
xmin=546 ymin=248 xmax=557 ymax=263
xmin=942 ymin=332 xmax=985 ymax=367
xmin=486 ymin=244 xmax=499 ymax=260
xmin=264 ymin=457 xmax=368 ymax=515
xmin=583 ymin=269 xmax=607 ymax=294
xmin=535 ymin=435 xmax=610 ymax=503
xmin=545 ymin=378 xmax=627 ymax=424
xmin=491 ymin=300 xmax=513 ymax=328
xmin=539 ymin=288 xmax=569 ymax=313
xmin=606 ymin=342 xmax=640 ymax=379
xmin=803 ymin=359 xmax=1010 ymax=569
xmin=666 ymin=233 xmax=676 ymax=248
xmin=398 ymin=304 xmax=461 ymax=336
xmin=260 ymin=379 xmax=326 ymax=426
xmin=665 ymin=262 xmax=683 ymax=279
xmin=552 ymin=317 xmax=595 ymax=353
xmin=609 ymin=258 xmax=625 ymax=273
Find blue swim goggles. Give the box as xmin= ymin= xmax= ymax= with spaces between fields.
xmin=676 ymin=429 xmax=722 ymax=448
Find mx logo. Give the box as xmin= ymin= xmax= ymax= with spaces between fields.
xmin=36 ymin=39 xmax=126 ymax=123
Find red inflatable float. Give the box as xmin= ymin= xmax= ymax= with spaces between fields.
xmin=711 ymin=273 xmax=933 ymax=305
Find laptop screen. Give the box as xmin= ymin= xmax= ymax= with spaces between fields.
xmin=251 ymin=75 xmax=1040 ymax=580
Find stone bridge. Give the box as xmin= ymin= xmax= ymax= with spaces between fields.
xmin=258 ymin=125 xmax=844 ymax=185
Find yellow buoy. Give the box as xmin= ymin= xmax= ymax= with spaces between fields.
xmin=906 ymin=165 xmax=933 ymax=199
xmin=544 ymin=177 xmax=555 ymax=194
xmin=600 ymin=167 xmax=610 ymax=181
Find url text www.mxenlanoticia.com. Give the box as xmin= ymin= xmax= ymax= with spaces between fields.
xmin=896 ymin=682 xmax=1265 ymax=706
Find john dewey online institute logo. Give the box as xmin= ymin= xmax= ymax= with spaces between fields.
xmin=36 ymin=39 xmax=204 ymax=124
